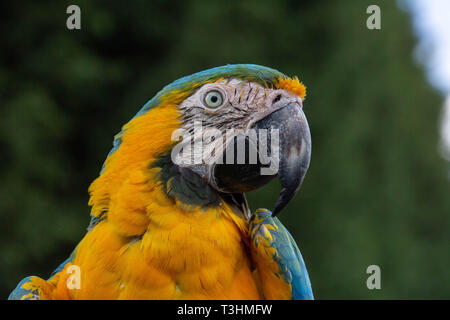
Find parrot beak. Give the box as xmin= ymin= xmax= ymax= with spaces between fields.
xmin=211 ymin=102 xmax=311 ymax=216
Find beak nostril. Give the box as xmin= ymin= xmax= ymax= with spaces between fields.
xmin=272 ymin=94 xmax=282 ymax=105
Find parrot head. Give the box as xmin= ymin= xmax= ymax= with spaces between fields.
xmin=92 ymin=64 xmax=311 ymax=219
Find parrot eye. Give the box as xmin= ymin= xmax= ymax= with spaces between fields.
xmin=203 ymin=90 xmax=224 ymax=109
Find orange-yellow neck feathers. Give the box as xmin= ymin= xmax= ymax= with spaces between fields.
xmin=88 ymin=100 xmax=181 ymax=220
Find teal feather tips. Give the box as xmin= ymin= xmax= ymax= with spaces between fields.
xmin=8 ymin=277 xmax=39 ymax=300
xmin=250 ymin=208 xmax=314 ymax=300
xmin=100 ymin=64 xmax=291 ymax=173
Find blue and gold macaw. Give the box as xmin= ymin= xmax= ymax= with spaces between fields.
xmin=9 ymin=64 xmax=313 ymax=300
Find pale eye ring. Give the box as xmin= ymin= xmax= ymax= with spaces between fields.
xmin=203 ymin=90 xmax=224 ymax=109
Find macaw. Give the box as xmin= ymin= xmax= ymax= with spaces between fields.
xmin=9 ymin=64 xmax=313 ymax=300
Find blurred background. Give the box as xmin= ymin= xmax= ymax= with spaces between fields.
xmin=1 ymin=0 xmax=449 ymax=299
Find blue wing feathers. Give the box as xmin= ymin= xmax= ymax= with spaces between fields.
xmin=272 ymin=217 xmax=314 ymax=300
xmin=251 ymin=209 xmax=314 ymax=300
xmin=8 ymin=277 xmax=38 ymax=300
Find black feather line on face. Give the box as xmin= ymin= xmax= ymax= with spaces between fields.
xmin=150 ymin=152 xmax=221 ymax=209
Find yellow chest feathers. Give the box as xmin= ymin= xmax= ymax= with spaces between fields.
xmin=68 ymin=168 xmax=261 ymax=300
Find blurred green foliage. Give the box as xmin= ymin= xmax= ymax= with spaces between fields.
xmin=0 ymin=0 xmax=449 ymax=299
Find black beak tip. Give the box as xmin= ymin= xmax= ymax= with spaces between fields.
xmin=270 ymin=103 xmax=311 ymax=217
